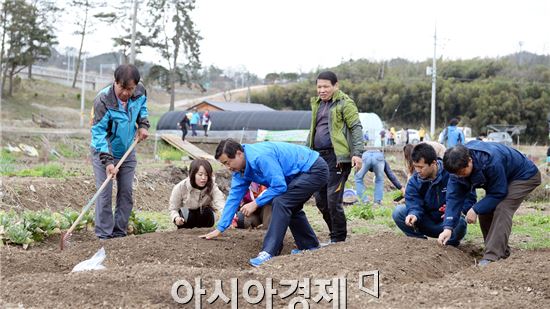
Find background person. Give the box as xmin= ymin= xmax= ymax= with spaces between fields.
xmin=201 ymin=111 xmax=211 ymax=136
xmin=190 ymin=109 xmax=200 ymax=136
xmin=419 ymin=126 xmax=426 ymax=142
xmin=354 ymin=150 xmax=405 ymax=204
xmin=178 ymin=113 xmax=190 ymax=142
xmin=231 ymin=182 xmax=272 ymax=229
xmin=439 ymin=118 xmax=465 ymax=148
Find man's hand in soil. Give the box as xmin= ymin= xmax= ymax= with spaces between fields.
xmin=438 ymin=229 xmax=452 ymax=245
xmin=106 ymin=164 xmax=118 ymax=178
xmin=174 ymin=217 xmax=185 ymax=226
xmin=466 ymin=208 xmax=478 ymax=224
xmin=199 ymin=229 xmax=221 ymax=240
xmin=405 ymin=214 xmax=417 ymax=227
xmin=138 ymin=128 xmax=149 ymax=142
xmin=241 ymin=200 xmax=258 ymax=217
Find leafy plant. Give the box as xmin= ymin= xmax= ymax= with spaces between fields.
xmin=128 ymin=211 xmax=158 ymax=235
xmin=6 ymin=222 xmax=34 ymax=248
xmin=0 ymin=208 xmax=96 ymax=248
xmin=62 ymin=209 xmax=79 ymax=226
xmin=22 ymin=210 xmax=61 ymax=242
xmin=390 ymin=190 xmax=404 ymax=202
xmin=346 ymin=203 xmax=375 ymax=221
xmin=0 ymin=211 xmax=18 ymax=227
xmin=61 ymin=208 xmax=93 ymax=230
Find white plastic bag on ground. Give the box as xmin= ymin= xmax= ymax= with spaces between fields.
xmin=72 ymin=247 xmax=107 ymax=272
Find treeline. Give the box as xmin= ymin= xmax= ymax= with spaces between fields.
xmin=251 ymin=53 xmax=550 ymax=143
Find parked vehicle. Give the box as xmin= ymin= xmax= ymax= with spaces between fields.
xmin=486 ymin=132 xmax=513 ymax=146
xmin=395 ymin=129 xmax=431 ymax=144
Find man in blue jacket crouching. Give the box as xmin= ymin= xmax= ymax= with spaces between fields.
xmin=440 ymin=141 xmax=541 ymax=266
xmin=200 ymin=139 xmax=329 ymax=267
xmin=393 ymin=143 xmax=476 ymax=246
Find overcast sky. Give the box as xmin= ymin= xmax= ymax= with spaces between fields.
xmin=57 ymin=0 xmax=550 ymax=77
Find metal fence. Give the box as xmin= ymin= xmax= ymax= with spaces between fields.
xmin=17 ymin=65 xmax=113 ymax=91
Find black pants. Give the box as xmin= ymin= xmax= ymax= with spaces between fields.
xmin=262 ymin=157 xmax=328 ymax=255
xmin=314 ymin=149 xmax=351 ymax=242
xmin=181 ymin=127 xmax=188 ymax=141
xmin=176 ymin=207 xmax=215 ymax=229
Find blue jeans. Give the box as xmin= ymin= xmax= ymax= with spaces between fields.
xmin=354 ymin=151 xmax=385 ymax=203
xmin=392 ymin=204 xmax=467 ymax=246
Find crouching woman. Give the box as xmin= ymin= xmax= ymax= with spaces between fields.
xmin=169 ymin=159 xmax=225 ymax=228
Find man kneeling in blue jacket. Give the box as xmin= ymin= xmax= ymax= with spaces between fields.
xmin=393 ymin=143 xmax=476 ymax=246
xmin=200 ymin=139 xmax=329 ymax=267
xmin=440 ymin=141 xmax=541 ymax=266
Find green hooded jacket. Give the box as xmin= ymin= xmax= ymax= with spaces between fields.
xmin=306 ymin=90 xmax=364 ymax=163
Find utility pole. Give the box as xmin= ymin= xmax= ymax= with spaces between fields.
xmin=66 ymin=49 xmax=70 ymax=82
xmin=130 ymin=0 xmax=139 ymax=64
xmin=430 ymin=26 xmax=437 ymax=137
xmin=80 ymin=54 xmax=87 ymax=128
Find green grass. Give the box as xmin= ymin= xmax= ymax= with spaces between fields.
xmin=3 ymin=79 xmax=95 ymax=119
xmin=327 ymin=180 xmax=550 ymax=250
xmin=146 ymin=114 xmax=161 ymax=133
xmin=159 ymin=148 xmax=186 ymax=161
xmin=0 ymin=150 xmax=17 ymax=174
xmin=456 ymin=212 xmax=550 ymax=250
xmin=2 ymin=163 xmax=75 ymax=178
xmin=157 ymin=141 xmax=189 ymax=161
xmin=136 ymin=211 xmax=175 ymax=231
xmin=512 ymin=213 xmax=550 ymax=249
xmin=56 ymin=143 xmax=82 ymax=159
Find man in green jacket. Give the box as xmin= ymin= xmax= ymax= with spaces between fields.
xmin=307 ymin=71 xmax=363 ymax=243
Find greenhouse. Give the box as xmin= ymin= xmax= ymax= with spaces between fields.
xmin=156 ymin=110 xmax=384 ymax=144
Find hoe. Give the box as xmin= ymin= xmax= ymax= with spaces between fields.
xmin=60 ymin=138 xmax=139 ymax=250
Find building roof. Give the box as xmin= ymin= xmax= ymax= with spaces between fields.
xmin=157 ymin=110 xmax=383 ymax=133
xmin=190 ymin=100 xmax=275 ymax=112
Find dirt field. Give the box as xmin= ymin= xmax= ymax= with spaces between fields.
xmin=1 ymin=227 xmax=549 ymax=308
xmin=1 ymin=167 xmax=549 ymax=308
xmin=1 ymin=138 xmax=549 ymax=308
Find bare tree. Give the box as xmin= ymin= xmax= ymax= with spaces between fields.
xmin=144 ymin=0 xmax=201 ymax=111
xmin=69 ymin=0 xmax=106 ymax=88
xmin=0 ymin=0 xmax=55 ymax=96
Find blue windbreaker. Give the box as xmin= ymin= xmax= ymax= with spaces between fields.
xmin=441 ymin=125 xmax=465 ymax=148
xmin=406 ymin=160 xmax=476 ymax=224
xmin=90 ymin=83 xmax=149 ymax=159
xmin=216 ymin=142 xmax=320 ymax=232
xmin=444 ymin=141 xmax=539 ymax=229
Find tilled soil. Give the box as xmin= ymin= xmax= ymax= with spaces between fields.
xmin=0 ymin=165 xmax=233 ymax=213
xmin=1 ymin=229 xmax=548 ymax=308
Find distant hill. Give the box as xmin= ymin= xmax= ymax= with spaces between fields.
xmin=38 ymin=48 xmax=154 ymax=75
